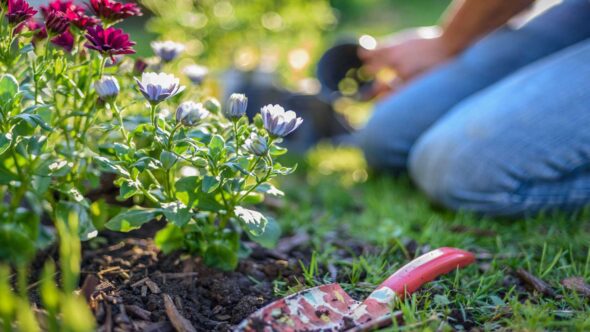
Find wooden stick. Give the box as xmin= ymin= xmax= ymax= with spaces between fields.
xmin=162 ymin=293 xmax=196 ymax=332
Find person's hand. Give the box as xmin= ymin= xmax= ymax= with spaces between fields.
xmin=359 ymin=27 xmax=454 ymax=98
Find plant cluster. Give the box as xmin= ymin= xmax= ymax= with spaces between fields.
xmin=0 ymin=0 xmax=302 ymax=274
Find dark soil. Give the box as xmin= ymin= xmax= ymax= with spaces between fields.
xmin=79 ymin=221 xmax=311 ymax=332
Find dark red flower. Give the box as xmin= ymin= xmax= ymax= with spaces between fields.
xmin=41 ymin=0 xmax=99 ymax=30
xmin=6 ymin=0 xmax=37 ymax=26
xmin=26 ymin=20 xmax=48 ymax=41
xmin=84 ymin=25 xmax=135 ymax=58
xmin=51 ymin=29 xmax=75 ymax=52
xmin=40 ymin=0 xmax=80 ymax=17
xmin=66 ymin=7 xmax=100 ymax=29
xmin=45 ymin=10 xmax=70 ymax=35
xmin=88 ymin=0 xmax=142 ymax=22
xmin=133 ymin=58 xmax=148 ymax=75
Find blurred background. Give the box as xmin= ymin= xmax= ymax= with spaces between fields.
xmin=117 ymin=0 xmax=453 ymax=152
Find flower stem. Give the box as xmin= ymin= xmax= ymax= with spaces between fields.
xmin=150 ymin=104 xmax=159 ymax=131
xmin=98 ymin=56 xmax=107 ymax=78
xmin=168 ymin=123 xmax=181 ymax=150
xmin=233 ymin=120 xmax=240 ymax=155
xmin=237 ymin=155 xmax=273 ymax=203
xmin=112 ymin=102 xmax=129 ymax=143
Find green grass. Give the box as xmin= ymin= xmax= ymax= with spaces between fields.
xmin=274 ymin=144 xmax=590 ymax=330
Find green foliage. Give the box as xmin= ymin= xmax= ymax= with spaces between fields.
xmin=0 ymin=213 xmax=95 ymax=332
xmin=102 ymin=99 xmax=295 ymax=270
xmin=0 ymin=0 xmax=298 ymax=272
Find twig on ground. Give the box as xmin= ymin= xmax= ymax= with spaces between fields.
xmin=163 ymin=293 xmax=196 ymax=332
xmin=145 ymin=278 xmax=161 ymax=294
xmin=80 ymin=274 xmax=100 ymax=301
xmin=104 ymin=303 xmax=113 ymax=332
xmin=131 ymin=277 xmax=149 ymax=288
xmin=515 ymin=268 xmax=556 ymax=297
xmin=125 ymin=304 xmax=151 ymax=321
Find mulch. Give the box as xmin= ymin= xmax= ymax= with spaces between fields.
xmin=79 ymin=222 xmax=311 ymax=332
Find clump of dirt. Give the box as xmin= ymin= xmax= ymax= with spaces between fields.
xmin=80 ymin=222 xmax=310 ymax=332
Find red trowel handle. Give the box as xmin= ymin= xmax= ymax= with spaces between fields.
xmin=370 ymin=247 xmax=474 ymax=301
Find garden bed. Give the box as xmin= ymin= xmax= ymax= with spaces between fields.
xmin=80 ymin=222 xmax=311 ymax=332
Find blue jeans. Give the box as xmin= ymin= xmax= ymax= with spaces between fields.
xmin=358 ymin=0 xmax=590 ymax=216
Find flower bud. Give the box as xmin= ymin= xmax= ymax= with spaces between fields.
xmin=243 ymin=133 xmax=269 ymax=156
xmin=133 ymin=58 xmax=148 ymax=75
xmin=176 ymin=101 xmax=209 ymax=127
xmin=203 ymin=97 xmax=220 ymax=114
xmin=224 ymin=93 xmax=247 ymax=121
xmin=93 ymin=75 xmax=120 ymax=102
xmin=45 ymin=10 xmax=69 ymax=35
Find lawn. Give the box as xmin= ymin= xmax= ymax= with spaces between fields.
xmin=273 ymin=144 xmax=590 ymax=330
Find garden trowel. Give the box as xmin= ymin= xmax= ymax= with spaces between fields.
xmin=237 ymin=247 xmax=474 ymax=331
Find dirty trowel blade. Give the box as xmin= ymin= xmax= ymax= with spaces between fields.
xmin=237 ymin=283 xmax=361 ymax=331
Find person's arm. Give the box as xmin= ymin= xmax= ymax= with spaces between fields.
xmin=440 ymin=0 xmax=534 ymax=56
xmin=359 ymin=0 xmax=534 ymax=96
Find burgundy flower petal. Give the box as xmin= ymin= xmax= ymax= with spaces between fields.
xmin=88 ymin=0 xmax=142 ymax=22
xmin=6 ymin=0 xmax=37 ymax=26
xmin=51 ymin=29 xmax=74 ymax=52
xmin=45 ymin=10 xmax=69 ymax=34
xmin=84 ymin=24 xmax=135 ymax=57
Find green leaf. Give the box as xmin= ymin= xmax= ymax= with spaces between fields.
xmin=234 ymin=206 xmax=268 ymax=236
xmin=25 ymin=135 xmax=47 ymax=157
xmin=0 ymin=133 xmax=12 ymax=156
xmin=132 ymin=156 xmax=161 ymax=172
xmin=113 ymin=143 xmax=132 ymax=158
xmin=0 ymin=74 xmax=19 ymax=102
xmin=56 ymin=202 xmax=98 ymax=241
xmin=204 ymin=241 xmax=238 ymax=271
xmin=247 ymin=217 xmax=281 ymax=248
xmin=11 ymin=114 xmax=52 ymax=131
xmin=189 ymin=156 xmax=208 ymax=168
xmin=162 ymin=202 xmax=191 ymax=227
xmin=105 ymin=208 xmax=161 ymax=232
xmin=47 ymin=159 xmax=73 ymax=177
xmin=194 ymin=191 xmax=224 ymax=211
xmin=119 ymin=179 xmax=141 ymax=200
xmin=256 ymin=183 xmax=284 ymax=197
xmin=273 ymin=163 xmax=296 ymax=175
xmin=160 ymin=150 xmax=178 ymax=170
xmin=175 ymin=176 xmax=199 ymax=207
xmin=208 ymin=134 xmax=225 ymax=162
xmin=89 ymin=199 xmax=111 ymax=231
xmin=201 ymin=175 xmax=220 ymax=193
xmin=241 ymin=192 xmax=264 ymax=204
xmin=0 ymin=224 xmax=36 ymax=264
xmin=94 ymin=156 xmax=130 ymax=176
xmin=13 ymin=209 xmax=40 ymax=245
xmin=270 ymin=144 xmax=288 ymax=156
xmin=154 ymin=224 xmax=185 ymax=255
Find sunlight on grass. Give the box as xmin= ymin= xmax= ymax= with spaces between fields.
xmin=278 ymin=144 xmax=590 ymax=330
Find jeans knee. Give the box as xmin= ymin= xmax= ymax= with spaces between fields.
xmin=408 ymin=131 xmax=518 ymax=215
